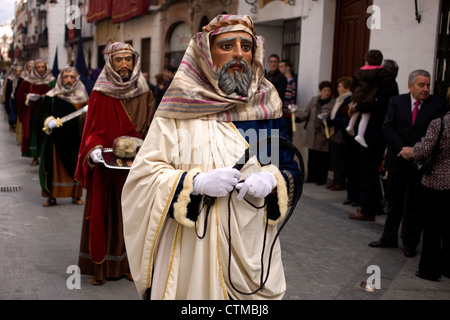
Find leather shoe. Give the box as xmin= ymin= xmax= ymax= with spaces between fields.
xmin=415 ymin=271 xmax=440 ymax=281
xmin=404 ymin=249 xmax=416 ymax=257
xmin=72 ymin=198 xmax=83 ymax=205
xmin=357 ymin=206 xmax=384 ymax=215
xmin=330 ymin=184 xmax=345 ymax=191
xmin=43 ymin=197 xmax=56 ymax=207
xmin=368 ymin=240 xmax=398 ymax=248
xmin=348 ymin=212 xmax=375 ymax=221
xmin=91 ymin=277 xmax=107 ymax=286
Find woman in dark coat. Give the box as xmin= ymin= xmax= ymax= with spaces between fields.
xmin=296 ymin=81 xmax=335 ymax=185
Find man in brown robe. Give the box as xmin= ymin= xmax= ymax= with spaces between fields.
xmin=75 ymin=42 xmax=156 ymax=285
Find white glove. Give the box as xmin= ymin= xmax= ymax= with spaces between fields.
xmin=236 ymin=171 xmax=277 ymax=200
xmin=192 ymin=167 xmax=241 ymax=197
xmin=47 ymin=119 xmax=58 ymax=129
xmin=89 ymin=148 xmax=103 ymax=163
xmin=317 ymin=113 xmax=327 ymax=120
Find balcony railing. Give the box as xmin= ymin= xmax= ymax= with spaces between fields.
xmin=38 ymin=10 xmax=47 ymax=21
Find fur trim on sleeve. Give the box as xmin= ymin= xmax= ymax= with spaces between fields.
xmin=261 ymin=164 xmax=288 ymax=225
xmin=173 ymin=167 xmax=202 ymax=228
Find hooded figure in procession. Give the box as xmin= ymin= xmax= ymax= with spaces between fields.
xmin=37 ymin=67 xmax=88 ymax=207
xmin=16 ymin=59 xmax=55 ymax=166
xmin=2 ymin=65 xmax=23 ymax=132
xmin=75 ymin=42 xmax=156 ymax=285
xmin=121 ymin=14 xmax=303 ymax=300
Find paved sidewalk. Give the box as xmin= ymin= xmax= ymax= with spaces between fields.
xmin=1 ymin=109 xmax=450 ymax=300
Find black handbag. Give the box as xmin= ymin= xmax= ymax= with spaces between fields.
xmin=415 ymin=116 xmax=444 ymax=175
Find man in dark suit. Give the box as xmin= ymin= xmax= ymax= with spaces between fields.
xmin=266 ymin=54 xmax=287 ymax=105
xmin=368 ymin=69 xmax=446 ymax=257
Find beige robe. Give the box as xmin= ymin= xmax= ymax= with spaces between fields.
xmin=121 ymin=116 xmax=288 ymax=300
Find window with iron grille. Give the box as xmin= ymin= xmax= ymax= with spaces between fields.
xmin=282 ymin=18 xmax=301 ymax=74
xmin=141 ymin=37 xmax=151 ymax=75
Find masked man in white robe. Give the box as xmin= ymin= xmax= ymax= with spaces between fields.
xmin=121 ymin=14 xmax=303 ymax=300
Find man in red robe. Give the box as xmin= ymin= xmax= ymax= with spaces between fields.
xmin=75 ymin=42 xmax=156 ymax=285
xmin=16 ymin=59 xmax=55 ymax=166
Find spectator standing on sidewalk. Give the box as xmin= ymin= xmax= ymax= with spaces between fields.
xmin=279 ymin=59 xmax=297 ymax=141
xmin=347 ymin=59 xmax=399 ymax=222
xmin=266 ymin=54 xmax=287 ymax=105
xmin=401 ymin=105 xmax=450 ymax=281
xmin=297 ymin=81 xmax=335 ymax=185
xmin=326 ymin=76 xmax=353 ymax=192
xmin=368 ymin=69 xmax=446 ymax=257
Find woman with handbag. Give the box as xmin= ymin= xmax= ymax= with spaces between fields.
xmin=401 ymin=105 xmax=450 ymax=281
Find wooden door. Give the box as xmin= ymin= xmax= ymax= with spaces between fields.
xmin=331 ymin=0 xmax=372 ymax=91
xmin=434 ymin=0 xmax=450 ymax=103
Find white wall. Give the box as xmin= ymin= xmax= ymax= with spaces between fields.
xmin=121 ymin=12 xmax=162 ymax=82
xmin=297 ymin=0 xmax=336 ymax=109
xmin=256 ymin=23 xmax=284 ymax=69
xmin=45 ymin=0 xmax=68 ymax=70
xmin=369 ymin=0 xmax=441 ymax=93
xmin=239 ymin=0 xmax=304 ymax=69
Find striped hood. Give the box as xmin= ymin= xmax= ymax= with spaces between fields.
xmin=93 ymin=42 xmax=149 ymax=99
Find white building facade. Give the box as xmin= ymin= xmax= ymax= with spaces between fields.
xmin=13 ymin=0 xmax=447 ymax=102
xmin=238 ymin=0 xmax=445 ymax=108
xmin=0 ymin=23 xmax=13 ymax=62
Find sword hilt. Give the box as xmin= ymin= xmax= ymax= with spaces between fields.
xmin=42 ymin=117 xmax=62 ymax=132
